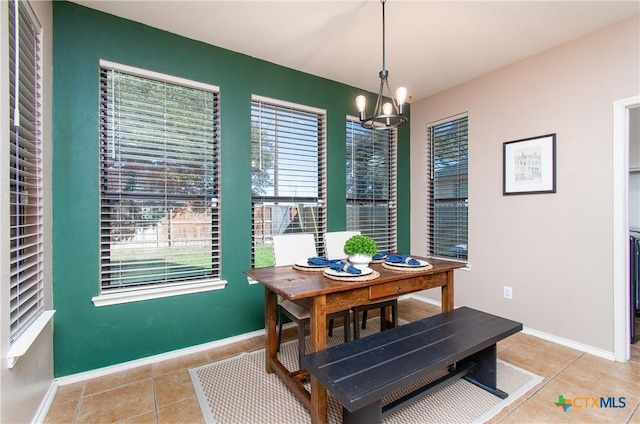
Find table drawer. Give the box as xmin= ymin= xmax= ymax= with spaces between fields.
xmin=369 ymin=272 xmax=448 ymax=299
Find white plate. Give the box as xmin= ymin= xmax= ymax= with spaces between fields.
xmin=324 ymin=267 xmax=373 ymax=277
xmin=384 ymin=259 xmax=430 ymax=268
xmin=295 ymin=260 xmax=329 ymax=268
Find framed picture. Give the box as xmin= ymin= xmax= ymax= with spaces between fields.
xmin=503 ymin=134 xmax=556 ymax=195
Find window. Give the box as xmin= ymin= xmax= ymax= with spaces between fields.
xmin=98 ymin=61 xmax=221 ymax=296
xmin=251 ymin=96 xmax=327 ymax=267
xmin=426 ymin=114 xmax=468 ymax=261
xmin=9 ymin=0 xmax=45 ymax=344
xmin=346 ymin=119 xmax=397 ymax=253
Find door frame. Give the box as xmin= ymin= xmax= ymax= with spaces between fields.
xmin=613 ymin=95 xmax=639 ymax=362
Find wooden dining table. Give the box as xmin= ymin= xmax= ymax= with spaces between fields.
xmin=244 ymin=256 xmax=466 ymax=424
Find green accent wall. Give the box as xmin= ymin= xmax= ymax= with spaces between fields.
xmin=52 ymin=1 xmax=411 ymax=376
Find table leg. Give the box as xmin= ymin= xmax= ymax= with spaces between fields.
xmin=441 ymin=270 xmax=455 ymax=312
xmin=309 ymin=295 xmax=328 ymax=424
xmin=264 ymin=287 xmax=277 ymax=373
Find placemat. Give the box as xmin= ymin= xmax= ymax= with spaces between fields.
xmin=382 ymin=262 xmax=434 ymax=272
xmin=323 ymin=270 xmax=380 ymax=282
xmin=292 ymin=264 xmax=327 ymax=272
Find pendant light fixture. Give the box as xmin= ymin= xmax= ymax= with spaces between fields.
xmin=355 ymin=0 xmax=408 ymax=130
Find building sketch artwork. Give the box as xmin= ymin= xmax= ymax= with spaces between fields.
xmin=514 ymin=147 xmax=542 ymax=183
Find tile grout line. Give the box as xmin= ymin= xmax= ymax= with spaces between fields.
xmin=624 ymin=400 xmax=639 ymax=424
xmin=72 ymin=382 xmax=86 ymax=424
xmin=152 ymin=371 xmax=159 ymax=424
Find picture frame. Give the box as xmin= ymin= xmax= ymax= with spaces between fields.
xmin=503 ymin=133 xmax=556 ymax=195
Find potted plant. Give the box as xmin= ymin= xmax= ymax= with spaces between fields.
xmin=343 ymin=234 xmax=378 ymax=270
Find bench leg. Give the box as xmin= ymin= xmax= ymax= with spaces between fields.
xmin=459 ymin=344 xmax=508 ymax=399
xmin=343 ymin=401 xmax=382 ymax=424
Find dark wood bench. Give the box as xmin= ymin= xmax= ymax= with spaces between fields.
xmin=300 ymin=306 xmax=522 ymax=424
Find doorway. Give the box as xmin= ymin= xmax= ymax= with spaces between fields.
xmin=613 ymin=96 xmax=640 ymax=362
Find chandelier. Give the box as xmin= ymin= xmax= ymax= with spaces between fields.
xmin=355 ymin=0 xmax=408 ymax=130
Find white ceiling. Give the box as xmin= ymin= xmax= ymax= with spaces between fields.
xmin=71 ymin=0 xmax=639 ymax=102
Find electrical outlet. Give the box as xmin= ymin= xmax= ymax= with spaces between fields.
xmin=503 ymin=286 xmax=513 ymax=299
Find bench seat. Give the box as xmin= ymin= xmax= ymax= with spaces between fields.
xmin=301 ymin=306 xmax=522 ymax=424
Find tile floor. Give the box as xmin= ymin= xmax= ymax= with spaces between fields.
xmin=44 ymin=299 xmax=640 ymax=424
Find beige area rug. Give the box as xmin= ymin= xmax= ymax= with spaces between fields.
xmin=189 ymin=318 xmax=543 ymax=424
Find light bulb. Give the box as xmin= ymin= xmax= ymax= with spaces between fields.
xmin=355 ymin=95 xmax=366 ymax=112
xmin=383 ymin=102 xmax=393 ymax=115
xmin=396 ymin=87 xmax=407 ymax=106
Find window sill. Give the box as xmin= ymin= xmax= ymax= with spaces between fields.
xmin=92 ymin=279 xmax=227 ymax=307
xmin=429 ymin=257 xmax=471 ymax=271
xmin=7 ymin=310 xmax=56 ymax=368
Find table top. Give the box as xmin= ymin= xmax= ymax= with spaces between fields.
xmin=244 ymin=257 xmax=466 ymax=301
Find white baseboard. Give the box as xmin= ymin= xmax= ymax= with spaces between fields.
xmin=407 ymin=294 xmax=616 ymax=361
xmin=408 ymin=293 xmax=442 ymax=307
xmin=32 ymin=381 xmax=57 ymax=424
xmin=521 ymin=327 xmax=615 ymax=361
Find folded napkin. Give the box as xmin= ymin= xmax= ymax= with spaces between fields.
xmin=372 ymin=252 xmax=388 ymax=260
xmin=385 ymin=254 xmax=420 ymax=266
xmin=328 ymin=260 xmax=361 ymax=274
xmin=307 ymin=257 xmax=337 ymax=266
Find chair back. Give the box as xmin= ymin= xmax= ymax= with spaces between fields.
xmin=272 ymin=233 xmax=317 ymax=266
xmin=324 ymin=231 xmax=361 ymax=260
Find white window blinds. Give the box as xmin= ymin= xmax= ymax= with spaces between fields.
xmin=426 ymin=115 xmax=468 ymax=260
xmin=346 ymin=119 xmax=397 ymax=253
xmin=99 ymin=61 xmax=221 ymax=291
xmin=9 ymin=0 xmax=44 ymax=344
xmin=251 ymin=96 xmax=327 ymax=266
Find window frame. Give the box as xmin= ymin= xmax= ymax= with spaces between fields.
xmin=7 ymin=0 xmax=55 ymax=368
xmin=426 ymin=113 xmax=469 ymax=264
xmin=93 ymin=60 xmax=226 ymax=306
xmin=250 ymin=95 xmax=327 ymax=268
xmin=345 ymin=117 xmax=397 ymax=253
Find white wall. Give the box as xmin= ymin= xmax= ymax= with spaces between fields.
xmin=410 ymin=15 xmax=640 ymax=354
xmin=0 ymin=1 xmax=54 ymax=422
